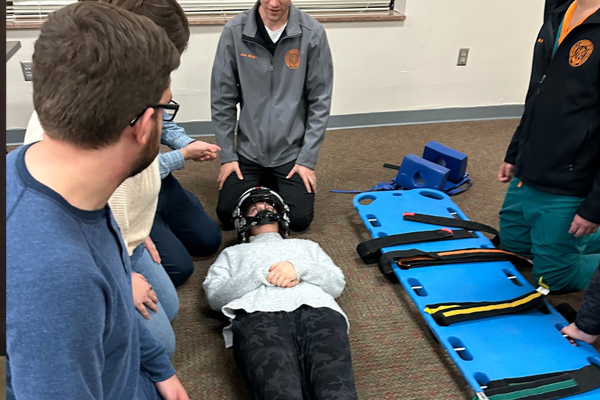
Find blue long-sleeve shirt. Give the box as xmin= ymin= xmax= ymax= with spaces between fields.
xmin=159 ymin=116 xmax=194 ymax=179
xmin=6 ymin=145 xmax=175 ymax=399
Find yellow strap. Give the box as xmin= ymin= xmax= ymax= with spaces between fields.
xmin=424 ymin=304 xmax=461 ymax=314
xmin=441 ymin=291 xmax=543 ymax=318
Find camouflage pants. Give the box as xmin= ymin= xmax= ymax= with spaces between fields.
xmin=232 ymin=306 xmax=358 ymax=400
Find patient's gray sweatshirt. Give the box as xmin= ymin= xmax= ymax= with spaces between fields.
xmin=203 ymin=232 xmax=348 ymax=347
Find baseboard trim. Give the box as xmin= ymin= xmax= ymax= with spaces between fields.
xmin=6 ymin=105 xmax=523 ymax=144
xmin=326 ymin=104 xmax=523 ymax=130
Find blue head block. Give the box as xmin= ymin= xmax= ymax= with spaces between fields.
xmin=393 ymin=154 xmax=450 ymax=190
xmin=423 ymin=141 xmax=468 ymax=183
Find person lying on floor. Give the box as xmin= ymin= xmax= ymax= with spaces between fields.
xmin=203 ymin=187 xmax=358 ymax=400
xmin=561 ymin=262 xmax=600 ymax=344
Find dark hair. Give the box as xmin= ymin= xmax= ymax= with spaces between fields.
xmin=33 ymin=1 xmax=180 ymax=149
xmin=87 ymin=0 xmax=190 ymax=54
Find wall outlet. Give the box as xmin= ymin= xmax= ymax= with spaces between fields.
xmin=457 ymin=48 xmax=469 ymax=66
xmin=20 ymin=61 xmax=33 ymax=81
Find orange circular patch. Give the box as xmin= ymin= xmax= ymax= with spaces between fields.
xmin=569 ymin=39 xmax=594 ymax=67
xmin=285 ymin=49 xmax=300 ymax=70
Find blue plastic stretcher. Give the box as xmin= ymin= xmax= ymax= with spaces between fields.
xmin=353 ymin=189 xmax=600 ymax=399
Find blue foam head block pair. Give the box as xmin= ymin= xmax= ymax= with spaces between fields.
xmin=393 ymin=154 xmax=450 ymax=190
xmin=423 ymin=141 xmax=468 ymax=183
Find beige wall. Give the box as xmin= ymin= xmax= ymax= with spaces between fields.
xmin=5 ymin=0 xmax=544 ymax=130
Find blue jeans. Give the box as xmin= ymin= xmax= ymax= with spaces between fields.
xmin=130 ymin=244 xmax=179 ymax=357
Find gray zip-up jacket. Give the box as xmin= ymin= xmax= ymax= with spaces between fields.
xmin=211 ymin=4 xmax=334 ymax=169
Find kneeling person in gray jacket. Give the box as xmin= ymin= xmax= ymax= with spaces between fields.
xmin=203 ymin=187 xmax=357 ymax=400
xmin=212 ymin=0 xmax=334 ymax=233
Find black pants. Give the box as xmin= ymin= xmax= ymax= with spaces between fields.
xmin=150 ymin=174 xmax=222 ymax=287
xmin=232 ymin=306 xmax=358 ymax=400
xmin=217 ymin=155 xmax=315 ymax=232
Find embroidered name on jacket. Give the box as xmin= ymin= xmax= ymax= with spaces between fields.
xmin=569 ymin=39 xmax=594 ymax=67
xmin=285 ymin=49 xmax=300 ymax=69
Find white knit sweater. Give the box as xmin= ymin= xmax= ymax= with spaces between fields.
xmin=107 ymin=160 xmax=160 ymax=255
xmin=203 ymin=232 xmax=349 ymax=347
xmin=24 ymin=111 xmax=160 ymax=255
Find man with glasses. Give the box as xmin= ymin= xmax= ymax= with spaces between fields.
xmin=23 ymin=0 xmax=222 ymax=289
xmin=6 ymin=3 xmax=189 ymax=398
xmin=24 ymin=83 xmax=221 ymax=287
xmin=25 ymin=80 xmax=221 ymax=291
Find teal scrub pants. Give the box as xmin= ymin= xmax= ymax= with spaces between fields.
xmin=499 ymin=179 xmax=600 ymax=293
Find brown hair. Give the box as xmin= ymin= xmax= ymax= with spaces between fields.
xmin=85 ymin=0 xmax=190 ymax=54
xmin=33 ymin=1 xmax=180 ymax=149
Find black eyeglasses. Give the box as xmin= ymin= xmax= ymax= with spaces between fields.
xmin=130 ymin=99 xmax=180 ymax=126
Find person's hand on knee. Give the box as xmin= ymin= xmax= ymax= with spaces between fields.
xmin=268 ymin=261 xmax=300 ymax=288
xmin=568 ymin=214 xmax=600 ymax=238
xmin=561 ymin=323 xmax=598 ymax=345
xmin=132 ymin=272 xmax=159 ymax=319
xmin=218 ymin=161 xmax=243 ymax=190
xmin=286 ymin=164 xmax=317 ymax=193
xmin=144 ymin=236 xmax=162 ymax=265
